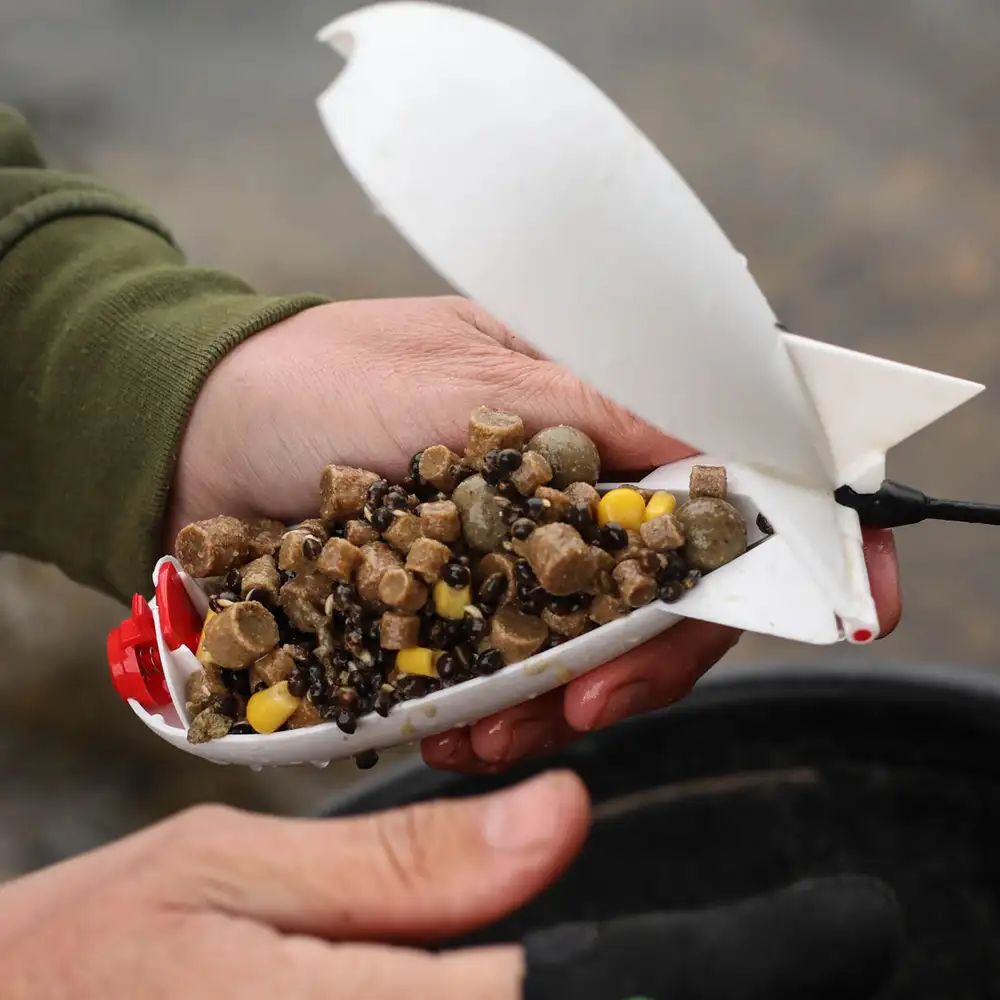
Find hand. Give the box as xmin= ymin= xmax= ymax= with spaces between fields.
xmin=170 ymin=295 xmax=902 ymax=772
xmin=0 ymin=772 xmax=588 ymax=1000
xmin=0 ymin=771 xmax=903 ymax=1000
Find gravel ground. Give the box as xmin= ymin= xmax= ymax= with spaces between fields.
xmin=1 ymin=0 xmax=999 ymax=877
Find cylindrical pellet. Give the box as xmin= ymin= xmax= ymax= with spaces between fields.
xmin=202 ymin=601 xmax=279 ymax=670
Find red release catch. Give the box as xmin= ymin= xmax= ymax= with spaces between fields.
xmin=156 ymin=562 xmax=203 ymax=655
xmin=107 ymin=593 xmax=170 ymax=708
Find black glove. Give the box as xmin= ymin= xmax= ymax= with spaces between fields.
xmin=521 ymin=876 xmax=903 ymax=1000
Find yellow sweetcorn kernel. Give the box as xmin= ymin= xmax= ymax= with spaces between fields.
xmin=644 ymin=491 xmax=676 ymax=521
xmin=433 ymin=580 xmax=472 ymax=619
xmin=598 ymin=488 xmax=647 ymax=532
xmin=396 ymin=647 xmax=440 ymax=677
xmin=195 ymin=609 xmax=218 ymax=667
xmin=246 ymin=680 xmax=300 ymax=734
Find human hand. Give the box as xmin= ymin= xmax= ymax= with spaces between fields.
xmin=0 ymin=771 xmax=903 ymax=1000
xmin=0 ymin=772 xmax=588 ymax=1000
xmin=170 ymin=295 xmax=902 ymax=772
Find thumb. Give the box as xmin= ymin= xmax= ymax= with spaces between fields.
xmin=153 ymin=770 xmax=589 ymax=943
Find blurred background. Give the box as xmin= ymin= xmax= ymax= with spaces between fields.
xmin=1 ymin=0 xmax=999 ymax=879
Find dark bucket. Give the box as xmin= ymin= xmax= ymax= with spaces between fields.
xmin=323 ymin=662 xmax=1000 ymax=999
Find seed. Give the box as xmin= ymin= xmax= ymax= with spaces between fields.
xmin=502 ymin=504 xmax=524 ymax=526
xmin=511 ymin=518 xmax=536 ymax=541
xmin=599 ymin=523 xmax=629 ymax=551
xmin=302 ymin=536 xmax=322 ymax=560
xmin=279 ymin=570 xmax=295 ymax=585
xmin=409 ymin=452 xmax=424 ymax=482
xmin=335 ymin=708 xmax=358 ymax=734
xmin=354 ymin=749 xmax=379 ymax=770
xmin=336 ymin=688 xmax=359 ymax=711
xmin=657 ymin=551 xmax=686 ymax=582
xmin=476 ymin=649 xmax=504 ymax=675
xmin=308 ymin=679 xmax=326 ymax=702
xmin=482 ymin=448 xmax=504 ymax=485
xmin=565 ymin=503 xmax=593 ymax=531
xmin=682 ymin=568 xmax=702 ymax=590
xmin=287 ymin=672 xmax=309 ymax=698
xmin=659 ymin=580 xmax=685 ymax=603
xmin=221 ymin=669 xmax=251 ymax=699
xmin=497 ymin=480 xmax=520 ymax=499
xmin=374 ymin=693 xmax=393 ymax=717
xmin=756 ymin=512 xmax=774 ymax=535
xmin=478 ymin=574 xmax=507 ymax=606
xmin=371 ymin=508 xmax=394 ymax=532
xmin=229 ymin=722 xmax=254 ymax=735
xmin=442 ymin=562 xmax=471 ymax=588
xmin=514 ymin=559 xmax=536 ymax=584
xmin=464 ymin=615 xmax=489 ymax=642
xmin=525 ymin=497 xmax=546 ymax=520
xmin=496 ymin=448 xmax=523 ymax=474
xmin=208 ymin=595 xmax=234 ymax=614
xmin=224 ymin=569 xmax=242 ymax=592
xmin=367 ymin=479 xmax=390 ymax=504
xmin=437 ymin=651 xmax=459 ymax=680
xmin=384 ymin=492 xmax=408 ymax=512
xmin=213 ymin=693 xmax=238 ymax=718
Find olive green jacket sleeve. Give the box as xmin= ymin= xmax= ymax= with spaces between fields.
xmin=0 ymin=106 xmax=328 ymax=605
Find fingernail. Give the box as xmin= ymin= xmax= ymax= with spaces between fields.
xmin=593 ymin=680 xmax=653 ymax=730
xmin=481 ymin=773 xmax=564 ymax=850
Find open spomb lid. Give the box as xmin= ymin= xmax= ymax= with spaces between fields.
xmin=313 ymin=0 xmax=878 ymax=628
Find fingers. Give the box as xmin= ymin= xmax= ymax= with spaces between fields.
xmin=564 ymin=619 xmax=741 ymax=732
xmin=151 ymin=771 xmax=589 ymax=944
xmin=863 ymin=527 xmax=901 ymax=637
xmin=286 ymin=937 xmax=524 ymax=1000
xmin=424 ymin=621 xmax=740 ymax=773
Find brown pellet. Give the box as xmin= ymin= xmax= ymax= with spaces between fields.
xmin=278 ymin=573 xmax=333 ymax=632
xmin=239 ymin=554 xmax=281 ymax=604
xmin=525 ymin=523 xmax=597 ymax=596
xmin=612 ymin=560 xmax=659 ymax=609
xmin=689 ymin=465 xmax=727 ymax=500
xmin=418 ymin=445 xmax=463 ymax=492
xmin=640 ymin=514 xmax=685 ymax=552
xmin=405 ymin=537 xmax=453 ymax=584
xmin=174 ymin=516 xmax=249 ymax=578
xmin=380 ymin=611 xmax=421 ymax=650
xmin=535 ymin=486 xmax=571 ymax=523
xmin=510 ymin=450 xmax=553 ymax=496
xmin=464 ymin=406 xmax=525 ymax=470
xmin=356 ymin=542 xmax=404 ymax=610
xmin=541 ymin=607 xmax=590 ymax=638
xmin=383 ymin=511 xmax=423 ymax=555
xmin=378 ymin=568 xmax=429 ymax=613
xmin=249 ymin=647 xmax=295 ymax=690
xmin=563 ymin=482 xmax=601 ymax=517
xmin=278 ymin=526 xmax=328 ymax=575
xmin=419 ymin=500 xmax=462 ymax=543
xmin=202 ymin=602 xmax=280 ymax=670
xmin=320 ymin=465 xmax=381 ymax=522
xmin=345 ymin=519 xmax=379 ymax=547
xmin=588 ymin=593 xmax=629 ymax=625
xmin=317 ymin=537 xmax=364 ymax=582
xmin=245 ymin=518 xmax=286 ymax=558
xmin=489 ymin=608 xmax=549 ymax=664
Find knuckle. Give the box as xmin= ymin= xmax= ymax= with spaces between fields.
xmin=365 ymin=803 xmax=439 ymax=893
xmin=164 ymin=803 xmax=243 ymax=858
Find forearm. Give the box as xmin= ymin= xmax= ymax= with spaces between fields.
xmin=0 ymin=106 xmax=327 ymax=604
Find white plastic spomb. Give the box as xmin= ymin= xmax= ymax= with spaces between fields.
xmin=124 ymin=2 xmax=983 ymax=767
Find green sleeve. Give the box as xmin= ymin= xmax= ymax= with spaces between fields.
xmin=0 ymin=106 xmax=329 ymax=605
